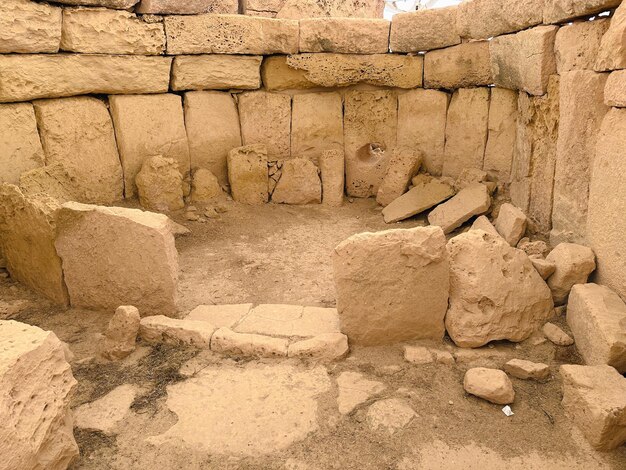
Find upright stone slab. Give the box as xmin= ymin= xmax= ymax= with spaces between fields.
xmin=595 ymin=1 xmax=626 ymax=72
xmin=544 ymin=0 xmax=621 ymax=24
xmin=1 ymin=0 xmax=62 ymax=53
xmin=54 ymin=202 xmax=179 ymax=315
xmin=135 ymin=156 xmax=185 ymax=212
xmin=333 ymin=226 xmax=449 ymax=346
xmin=33 ymin=97 xmax=123 ymax=205
xmin=109 ymin=94 xmax=190 ymax=198
xmin=483 ymin=88 xmax=517 ymax=182
xmin=49 ymin=0 xmax=138 ymax=7
xmin=442 ymin=88 xmax=490 ymax=178
xmin=227 ymin=145 xmax=269 ymax=205
xmin=0 ymin=103 xmax=44 ymax=185
xmin=397 ymin=90 xmax=449 ymax=176
xmin=390 ymin=7 xmax=460 ymax=52
xmin=376 ymin=149 xmax=422 ymax=207
xmin=299 ymin=18 xmax=390 ymax=54
xmin=605 ymin=70 xmax=626 ymax=107
xmin=344 ymin=90 xmax=397 ymax=197
xmin=551 ymin=71 xmax=608 ymax=245
xmin=554 ymin=19 xmax=610 ymax=73
xmin=172 ymin=55 xmax=262 ymax=91
xmin=271 ymin=158 xmax=321 ymax=205
xmin=137 ymin=0 xmax=238 ymax=14
xmin=184 ymin=91 xmax=242 ymax=187
xmin=319 ymin=150 xmax=344 ymax=207
xmin=424 ymin=42 xmax=492 ymax=90
xmin=457 ymin=0 xmax=544 ymax=39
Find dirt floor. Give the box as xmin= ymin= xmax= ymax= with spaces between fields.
xmin=2 ymin=198 xmax=626 ymax=469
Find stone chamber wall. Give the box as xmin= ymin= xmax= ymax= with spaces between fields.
xmin=0 ymin=0 xmax=626 ymax=304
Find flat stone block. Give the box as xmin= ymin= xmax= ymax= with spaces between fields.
xmin=172 ymin=55 xmax=262 ymax=91
xmin=299 ymin=18 xmax=390 ymax=54
xmin=234 ymin=304 xmax=340 ymax=338
xmin=390 ymin=7 xmax=460 ymax=52
xmin=1 ymin=0 xmax=62 ymax=53
xmin=424 ymin=42 xmax=492 ymax=90
xmin=0 ymin=103 xmax=44 ymax=185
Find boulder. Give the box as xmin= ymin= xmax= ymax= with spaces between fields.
xmin=382 ymin=178 xmax=455 ymax=224
xmin=211 ymin=327 xmax=289 ymax=357
xmin=54 ymin=202 xmax=179 ymax=315
xmin=376 ymin=149 xmax=422 ymax=207
xmin=554 ymin=19 xmax=610 ymax=73
xmin=484 ymin=88 xmax=518 ymax=182
xmin=367 ymin=399 xmax=416 ymax=434
xmin=542 ymin=322 xmax=574 ymax=346
xmin=530 ymin=257 xmax=557 ymax=280
xmin=191 ymin=168 xmax=224 ymax=203
xmin=171 ymin=55 xmax=262 ymax=91
xmin=227 ymin=144 xmax=269 ymax=205
xmin=1 ymin=0 xmax=61 ymax=54
xmin=567 ymin=283 xmax=626 ymax=372
xmin=137 ymin=0 xmax=238 ymax=14
xmin=319 ymin=149 xmax=344 ymax=207
xmin=0 ymin=320 xmax=78 ymax=470
xmin=299 ymin=18 xmax=390 ymax=54
xmin=288 ymin=333 xmax=349 ymax=362
xmin=545 ymin=243 xmax=596 ymax=305
xmin=494 ymin=203 xmax=527 ymax=246
xmin=605 ymin=70 xmax=626 ymax=107
xmin=463 ymin=368 xmax=515 ymax=405
xmin=457 ymin=0 xmax=543 ymax=39
xmin=100 ymin=306 xmax=140 ymax=361
xmin=424 ymin=42 xmax=492 ymax=89
xmin=333 ymin=226 xmax=449 ymax=346
xmin=140 ymin=316 xmax=215 ymax=347
xmin=0 ymin=103 xmax=44 ymax=185
xmin=545 ymin=0 xmax=621 ymax=24
xmin=427 ymin=184 xmax=491 ymax=234
xmin=136 ymin=156 xmax=185 ymax=212
xmin=503 ymin=359 xmax=550 ymax=380
xmin=271 ymin=158 xmax=321 ymax=205
xmin=596 ymin=1 xmax=626 ymax=72
xmin=336 ymin=371 xmax=385 ymax=415
xmin=470 ymin=215 xmax=500 ymax=238
xmin=446 ymin=230 xmax=554 ymax=348
xmin=390 ymin=7 xmax=460 ymax=52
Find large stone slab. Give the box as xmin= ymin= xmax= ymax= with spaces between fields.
xmin=109 ymin=93 xmax=190 ymax=198
xmin=0 ymin=320 xmax=78 ymax=470
xmin=554 ymin=19 xmax=610 ymax=73
xmin=376 ymin=149 xmax=422 ymax=207
xmin=140 ymin=316 xmax=215 ymax=347
xmin=186 ymin=303 xmax=252 ymax=327
xmin=424 ymin=42 xmax=492 ymax=90
xmin=446 ymin=230 xmax=554 ymax=348
xmin=33 ymin=96 xmax=123 ymax=205
xmin=490 ymin=26 xmax=558 ymax=96
xmin=227 ymin=144 xmax=269 ymax=204
xmin=319 ymin=149 xmax=344 ymax=207
xmin=457 ymin=0 xmax=544 ymax=39
xmin=1 ymin=0 xmax=61 ymax=53
xmin=333 ymin=226 xmax=449 ymax=346
xmin=172 ymin=55 xmax=262 ymax=91
xmin=344 ymin=90 xmax=397 ymax=197
xmin=271 ymin=158 xmax=321 ymax=205
xmin=484 ymin=88 xmax=517 ymax=182
xmin=428 ymin=184 xmax=491 ymax=234
xmin=0 ymin=103 xmax=44 ymax=185
xmin=137 ymin=0 xmax=238 ymax=14
xmin=390 ymin=7 xmax=460 ymax=52
xmin=164 ymin=14 xmax=299 ymax=55
xmin=54 ymin=202 xmax=179 ymax=315
xmin=544 ymin=0 xmax=621 ymax=24
xmin=272 ymin=0 xmax=385 ymax=19
xmin=299 ymin=18 xmax=390 ymax=54
xmin=596 ymin=1 xmax=626 ymax=72
xmin=234 ymin=304 xmax=340 ymax=337
xmin=382 ymin=178 xmax=455 ymax=224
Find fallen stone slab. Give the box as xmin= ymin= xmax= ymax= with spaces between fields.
xmin=457 ymin=0 xmax=543 ymax=39
xmin=227 ymin=144 xmax=269 ymax=205
xmin=171 ymin=55 xmax=262 ymax=91
xmin=0 ymin=320 xmax=78 ymax=470
xmin=596 ymin=1 xmax=626 ymax=72
xmin=494 ymin=203 xmax=527 ymax=246
xmin=542 ymin=322 xmax=574 ymax=346
xmin=234 ymin=304 xmax=340 ymax=338
xmin=376 ymin=149 xmax=422 ymax=207
xmin=390 ymin=6 xmax=460 ymax=52
xmin=140 ymin=316 xmax=215 ymax=348
xmin=299 ymin=18 xmax=390 ymax=54
xmin=382 ymin=179 xmax=455 ymax=224
xmin=454 ymin=168 xmax=488 ymax=192
xmin=367 ymin=398 xmax=416 ymax=434
xmin=463 ymin=368 xmax=515 ymax=405
xmin=137 ymin=0 xmax=238 ymax=14
xmin=1 ymin=0 xmax=61 ymax=54
xmin=567 ymin=283 xmax=626 ymax=373
xmin=503 ymin=359 xmax=550 ymax=380
xmin=545 ymin=243 xmax=596 ymax=305
xmin=560 ymin=364 xmax=626 ymax=450
xmin=319 ymin=149 xmax=345 ymax=206
xmin=428 ymin=184 xmax=491 ymax=234
xmin=186 ymin=303 xmax=253 ymax=328
xmin=271 ymin=158 xmax=322 ymax=205
xmin=211 ymin=327 xmax=289 ymax=357
xmin=288 ymin=333 xmax=349 ymax=362
xmin=336 ymin=371 xmax=385 ymax=415
xmin=100 ymin=306 xmax=140 ymax=361
xmin=470 ymin=215 xmax=500 ymax=238
xmin=74 ymin=384 xmax=138 ymax=435
xmin=136 ymin=156 xmax=185 ymax=212
xmin=530 ymin=257 xmax=557 ymax=280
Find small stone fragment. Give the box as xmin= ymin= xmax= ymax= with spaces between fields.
xmin=211 ymin=327 xmax=289 ymax=357
xmin=140 ymin=316 xmax=215 ymax=348
xmin=463 ymin=368 xmax=515 ymax=405
xmin=136 ymin=156 xmax=185 ymax=212
xmin=545 ymin=243 xmax=596 ymax=305
xmin=503 ymin=359 xmax=550 ymax=380
xmin=530 ymin=257 xmax=556 ymax=280
xmin=382 ymin=179 xmax=455 ymax=224
xmin=367 ymin=398 xmax=416 ymax=434
xmin=336 ymin=371 xmax=385 ymax=415
xmin=494 ymin=203 xmax=527 ymax=246
xmin=191 ymin=168 xmax=225 ymax=203
xmin=271 ymin=158 xmax=322 ymax=205
xmin=517 ymin=238 xmax=550 ymax=258
xmin=470 ymin=215 xmax=500 ymax=238
xmin=227 ymin=144 xmax=269 ymax=205
xmin=376 ymin=149 xmax=422 ymax=207
xmin=542 ymin=322 xmax=574 ymax=346
xmin=288 ymin=333 xmax=349 ymax=362
xmin=454 ymin=168 xmax=488 ymax=192
xmin=403 ymin=345 xmax=433 ymax=365
xmin=428 ymin=184 xmax=491 ymax=234
xmin=100 ymin=305 xmax=140 ymax=361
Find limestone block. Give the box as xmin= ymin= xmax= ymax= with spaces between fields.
xmin=333 ymin=226 xmax=449 ymax=346
xmin=457 ymin=0 xmax=543 ymax=40
xmin=211 ymin=327 xmax=289 ymax=357
xmin=518 ymin=238 xmax=550 ymax=258
xmin=184 ymin=91 xmax=241 ymax=187
xmin=337 ymin=371 xmax=385 ymax=415
xmin=470 ymin=215 xmax=500 ymax=238
xmin=546 ymin=243 xmax=596 ymax=305
xmin=605 ymin=70 xmax=626 ymax=107
xmin=50 ymin=0 xmax=138 ymax=7
xmin=238 ymin=91 xmax=291 ymax=160
xmin=560 ymin=364 xmax=626 ymax=450
xmin=494 ymin=203 xmax=527 ymax=246
xmin=428 ymin=184 xmax=490 ymax=234
xmin=274 ymin=0 xmax=385 ymax=19
xmin=397 ymin=90 xmax=449 ymax=176
xmin=164 ymin=14 xmax=299 ymax=55
xmin=74 ymin=384 xmax=137 ymax=435
xmin=288 ymin=333 xmax=349 ymax=362
xmin=596 ymin=2 xmax=626 ymax=72
xmin=490 ymin=26 xmax=558 ymax=96
xmin=262 ymin=54 xmax=423 ymax=90
xmin=234 ymin=304 xmax=340 ymax=337
xmin=453 ymin=168 xmax=488 ymax=192
xmin=543 ymin=322 xmax=574 ymax=346
xmin=463 ymin=368 xmax=515 ymax=404
xmin=172 ymin=55 xmax=262 ymax=91
xmin=33 ymin=96 xmax=123 ymax=205
xmin=54 ymin=202 xmax=179 ymax=315
xmin=100 ymin=306 xmax=140 ymax=360
xmin=0 ymin=185 xmax=67 ymax=305
xmin=109 ymin=94 xmax=190 ymax=198
xmin=299 ymin=18 xmax=390 ymax=54
xmin=0 ymin=320 xmax=78 ymax=470
xmin=136 ymin=156 xmax=185 ymax=212
xmin=390 ymin=7 xmax=460 ymax=52
xmin=319 ymin=150 xmax=344 ymax=207
xmin=227 ymin=144 xmax=269 ymax=204
xmin=1 ymin=0 xmax=62 ymax=53
xmin=504 ymin=359 xmax=550 ymax=380
xmin=186 ymin=303 xmax=252 ymax=327
xmin=291 ymin=92 xmax=343 ymax=165
xmin=344 ymin=90 xmax=397 ymax=197
xmin=484 ymin=88 xmax=517 ymax=182
xmin=424 ymin=42 xmax=492 ymax=90
xmin=382 ymin=178 xmax=455 ymax=224
xmin=531 ymin=258 xmax=557 ymax=280
xmin=544 ymin=0 xmax=621 ymax=24
xmin=271 ymin=158 xmax=321 ymax=205
xmin=61 ymin=7 xmax=164 ymax=55
xmin=587 ymin=108 xmax=626 ymax=300
xmin=446 ymin=230 xmax=554 ymax=347
xmin=140 ymin=316 xmax=215 ymax=347
xmin=0 ymin=103 xmax=44 ymax=185
xmin=376 ymin=150 xmax=422 ymax=207
xmin=18 ymin=163 xmax=78 ymax=204
xmin=0 ymin=55 xmax=171 ymax=103
xmin=554 ymin=19 xmax=610 ymax=73
xmin=137 ymin=0 xmax=238 ymax=14
xmin=551 ymin=71 xmax=608 ymax=245
xmin=442 ymin=88 xmax=490 ymax=178
xmin=404 ymin=345 xmax=434 ymax=365
xmin=191 ymin=168 xmax=225 ymax=202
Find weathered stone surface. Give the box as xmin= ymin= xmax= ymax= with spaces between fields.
xmin=504 ymin=359 xmax=550 ymax=380
xmin=542 ymin=322 xmax=574 ymax=346
xmin=567 ymin=283 xmax=626 ymax=372
xmin=34 ymin=96 xmax=123 ymax=204
xmin=164 ymin=14 xmax=299 ymax=55
xmin=18 ymin=163 xmax=78 ymax=203
xmin=234 ymin=304 xmax=340 ymax=337
xmin=390 ymin=7 xmax=460 ymax=52
xmin=0 ymin=320 xmax=78 ymax=470
xmin=544 ymin=0 xmax=621 ymax=24
xmin=227 ymin=144 xmax=269 ymax=205
xmin=319 ymin=150 xmax=344 ymax=207
xmin=605 ymin=70 xmax=626 ymax=107
xmin=484 ymin=88 xmax=517 ymax=182
xmin=490 ymin=26 xmax=558 ymax=96
xmin=262 ymin=54 xmax=424 ymax=90
xmin=0 ymin=103 xmax=44 ymax=185
xmin=0 ymin=54 xmax=171 ymax=103
xmin=560 ymin=364 xmax=626 ymax=450
xmin=336 ymin=371 xmax=385 ymax=415
xmin=446 ymin=230 xmax=554 ymax=347
xmin=100 ymin=306 xmax=140 ymax=360
xmin=424 ymin=42 xmax=491 ymax=90
xmin=453 ymin=168 xmax=488 ymax=192
xmin=137 ymin=0 xmax=238 ymax=14
xmin=382 ymin=179 xmax=455 ymax=224
xmin=463 ymin=368 xmax=515 ymax=405
xmin=442 ymin=88 xmax=490 ymax=178
xmin=428 ymin=184 xmax=491 ymax=234
xmin=551 ymin=71 xmax=608 ymax=245
xmin=0 ymin=185 xmax=67 ymax=305
xmin=184 ymin=91 xmax=241 ymax=187
xmin=109 ymin=94 xmax=190 ymax=198
xmin=397 ymin=89 xmax=449 ymax=175
xmin=271 ymin=159 xmax=321 ymax=205
xmin=239 ymin=91 xmax=291 ymax=160
xmin=555 ymin=19 xmax=610 ymax=73
xmin=140 ymin=316 xmax=215 ymax=347
xmin=404 ymin=345 xmax=434 ymax=365
xmin=367 ymin=399 xmax=416 ymax=434
xmin=136 ymin=156 xmax=185 ymax=212
xmin=172 ymin=55 xmax=262 ymax=91
xmin=376 ymin=150 xmax=422 ymax=207
xmin=333 ymin=226 xmax=449 ymax=346
xmin=55 ymin=202 xmax=178 ymax=315
xmin=273 ymin=0 xmax=385 ymax=19
xmin=211 ymin=327 xmax=288 ymax=357
xmin=191 ymin=168 xmax=224 ymax=202
xmin=344 ymin=90 xmax=397 ymax=197
xmin=186 ymin=303 xmax=252 ymax=327
xmin=288 ymin=333 xmax=349 ymax=362
xmin=596 ymin=2 xmax=626 ymax=72
xmin=518 ymin=238 xmax=550 ymax=257
xmin=546 ymin=243 xmax=596 ymax=305
xmin=1 ymin=0 xmax=62 ymax=53
xmin=74 ymin=384 xmax=138 ymax=434
xmin=531 ymin=257 xmax=557 ymax=280
xmin=457 ymin=0 xmax=543 ymax=39
xmin=50 ymin=0 xmax=138 ymax=8
xmin=299 ymin=18 xmax=390 ymax=54
xmin=470 ymin=215 xmax=500 ymax=237
xmin=494 ymin=203 xmax=527 ymax=246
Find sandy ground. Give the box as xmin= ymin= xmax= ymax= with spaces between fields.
xmin=2 ymin=199 xmax=626 ymax=469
